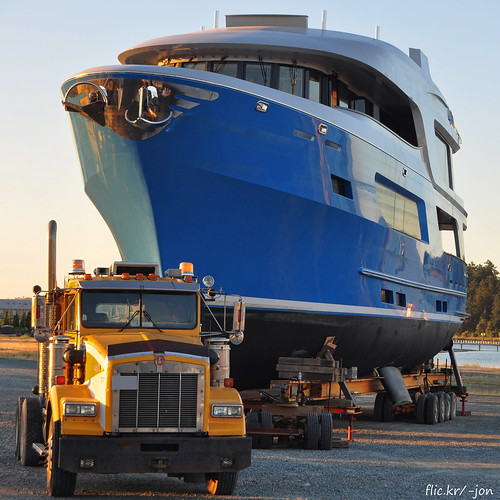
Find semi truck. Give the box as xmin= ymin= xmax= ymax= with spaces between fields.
xmin=15 ymin=221 xmax=251 ymax=496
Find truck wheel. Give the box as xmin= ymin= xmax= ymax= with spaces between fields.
xmin=305 ymin=413 xmax=319 ymax=450
xmin=436 ymin=392 xmax=446 ymax=422
xmin=206 ymin=471 xmax=238 ymax=495
xmin=15 ymin=396 xmax=25 ymax=460
xmin=425 ymin=393 xmax=438 ymax=425
xmin=47 ymin=418 xmax=77 ymax=497
xmin=319 ymin=412 xmax=333 ymax=450
xmin=246 ymin=410 xmax=261 ymax=449
xmin=415 ymin=394 xmax=428 ymax=424
xmin=259 ymin=412 xmax=273 ymax=449
xmin=20 ymin=397 xmax=43 ymax=466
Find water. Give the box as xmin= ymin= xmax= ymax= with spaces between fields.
xmin=434 ymin=344 xmax=500 ymax=369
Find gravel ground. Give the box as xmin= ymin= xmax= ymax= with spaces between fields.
xmin=1 ymin=357 xmax=499 ymax=500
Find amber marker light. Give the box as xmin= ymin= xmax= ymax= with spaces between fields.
xmin=179 ymin=262 xmax=194 ymax=276
xmin=84 ymin=274 xmax=92 ymax=280
xmin=148 ymin=273 xmax=158 ymax=280
xmin=72 ymin=259 xmax=85 ymax=273
xmin=136 ymin=273 xmax=144 ymax=280
xmin=179 ymin=262 xmax=194 ymax=281
xmin=121 ymin=273 xmax=130 ymax=279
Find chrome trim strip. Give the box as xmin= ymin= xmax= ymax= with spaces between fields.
xmin=358 ymin=267 xmax=467 ymax=298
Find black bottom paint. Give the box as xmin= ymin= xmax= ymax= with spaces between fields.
xmin=212 ymin=309 xmax=457 ymax=390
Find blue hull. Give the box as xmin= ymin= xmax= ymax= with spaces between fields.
xmin=62 ymin=67 xmax=467 ymax=388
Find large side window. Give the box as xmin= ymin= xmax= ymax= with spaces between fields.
xmin=376 ymin=175 xmax=426 ymax=241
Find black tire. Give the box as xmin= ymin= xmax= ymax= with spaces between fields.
xmin=374 ymin=393 xmax=385 ymax=422
xmin=20 ymin=397 xmax=43 ymax=466
xmin=246 ymin=410 xmax=261 ymax=449
xmin=319 ymin=412 xmax=333 ymax=450
xmin=206 ymin=471 xmax=238 ymax=496
xmin=259 ymin=412 xmax=273 ymax=449
xmin=436 ymin=392 xmax=446 ymax=422
xmin=449 ymin=392 xmax=457 ymax=419
xmin=47 ymin=418 xmax=77 ymax=497
xmin=444 ymin=393 xmax=451 ymax=421
xmin=416 ymin=394 xmax=428 ymax=424
xmin=15 ymin=396 xmax=26 ymax=460
xmin=305 ymin=413 xmax=320 ymax=450
xmin=382 ymin=393 xmax=394 ymax=422
xmin=425 ymin=393 xmax=438 ymax=425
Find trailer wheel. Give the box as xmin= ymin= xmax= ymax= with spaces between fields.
xmin=305 ymin=413 xmax=320 ymax=450
xmin=319 ymin=412 xmax=333 ymax=450
xmin=260 ymin=412 xmax=273 ymax=449
xmin=415 ymin=394 xmax=428 ymax=424
xmin=15 ymin=396 xmax=25 ymax=460
xmin=47 ymin=418 xmax=77 ymax=497
xmin=444 ymin=393 xmax=451 ymax=421
xmin=449 ymin=392 xmax=457 ymax=419
xmin=425 ymin=393 xmax=438 ymax=425
xmin=246 ymin=410 xmax=261 ymax=449
xmin=381 ymin=393 xmax=394 ymax=422
xmin=206 ymin=471 xmax=238 ymax=496
xmin=374 ymin=393 xmax=385 ymax=421
xmin=20 ymin=397 xmax=43 ymax=466
xmin=436 ymin=392 xmax=446 ymax=422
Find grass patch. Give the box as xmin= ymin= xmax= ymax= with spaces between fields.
xmin=0 ymin=350 xmax=37 ymax=360
xmin=462 ymin=370 xmax=500 ymax=396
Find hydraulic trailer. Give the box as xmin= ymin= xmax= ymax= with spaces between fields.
xmin=240 ymin=340 xmax=468 ymax=448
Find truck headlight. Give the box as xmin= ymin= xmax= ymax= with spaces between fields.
xmin=64 ymin=402 xmax=97 ymax=417
xmin=211 ymin=404 xmax=243 ymax=418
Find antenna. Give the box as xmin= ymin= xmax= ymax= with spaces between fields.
xmin=214 ymin=10 xmax=219 ymax=29
xmin=321 ymin=10 xmax=327 ymax=30
xmin=375 ymin=25 xmax=380 ymax=40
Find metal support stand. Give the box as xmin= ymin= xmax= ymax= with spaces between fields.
xmin=447 ymin=344 xmax=465 ymax=395
xmin=448 ymin=343 xmax=468 ymax=416
xmin=347 ymin=415 xmax=355 ymax=442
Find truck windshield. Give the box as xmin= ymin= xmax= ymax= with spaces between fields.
xmin=81 ymin=290 xmax=197 ymax=330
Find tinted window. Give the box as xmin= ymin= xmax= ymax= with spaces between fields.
xmin=81 ymin=291 xmax=197 ymax=330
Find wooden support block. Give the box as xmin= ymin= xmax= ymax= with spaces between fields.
xmin=277 ymin=357 xmax=335 ymax=368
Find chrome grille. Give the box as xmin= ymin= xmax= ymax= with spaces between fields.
xmin=118 ymin=372 xmax=199 ymax=431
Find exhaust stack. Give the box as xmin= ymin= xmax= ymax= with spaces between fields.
xmin=38 ymin=220 xmax=58 ymax=396
xmin=48 ymin=220 xmax=57 ymax=291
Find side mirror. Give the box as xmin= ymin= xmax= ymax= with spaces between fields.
xmin=232 ymin=300 xmax=245 ymax=333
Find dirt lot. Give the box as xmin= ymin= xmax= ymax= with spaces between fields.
xmin=0 ymin=347 xmax=499 ymax=499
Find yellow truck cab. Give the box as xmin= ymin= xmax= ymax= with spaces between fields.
xmin=15 ymin=223 xmax=251 ymax=497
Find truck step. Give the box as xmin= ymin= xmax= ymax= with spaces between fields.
xmin=32 ymin=442 xmax=47 ymax=458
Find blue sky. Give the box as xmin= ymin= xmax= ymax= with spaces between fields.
xmin=1 ymin=1 xmax=498 ymax=298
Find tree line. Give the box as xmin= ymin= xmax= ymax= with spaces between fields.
xmin=458 ymin=260 xmax=500 ymax=338
xmin=1 ymin=310 xmax=31 ymax=330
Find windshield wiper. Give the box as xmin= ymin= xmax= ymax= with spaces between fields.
xmin=143 ymin=309 xmax=163 ymax=333
xmin=118 ymin=310 xmax=140 ymax=332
